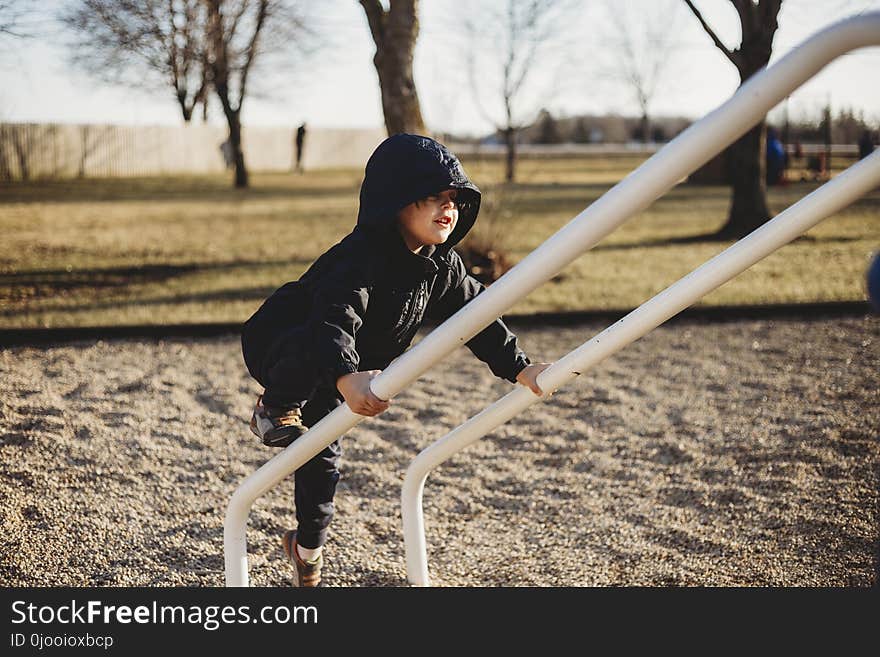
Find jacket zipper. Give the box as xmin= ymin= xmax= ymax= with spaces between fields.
xmin=396 ymin=280 xmax=427 ymax=339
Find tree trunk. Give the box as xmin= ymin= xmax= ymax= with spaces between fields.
xmin=374 ymin=50 xmax=426 ymax=135
xmin=78 ymin=126 xmax=88 ymax=179
xmin=504 ymin=127 xmax=517 ymax=183
xmin=13 ymin=131 xmax=29 ymax=182
xmin=178 ymin=89 xmax=193 ymax=122
xmin=720 ymin=122 xmax=769 ymax=238
xmin=0 ymin=126 xmax=10 ymax=181
xmin=227 ymin=111 xmax=248 ymax=188
xmin=823 ymin=105 xmax=832 ymax=175
xmin=684 ymin=0 xmax=781 ymax=239
xmin=361 ymin=0 xmax=426 ymax=136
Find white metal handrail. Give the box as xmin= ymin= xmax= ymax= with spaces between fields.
xmin=401 ymin=148 xmax=880 ymax=586
xmin=225 ymin=12 xmax=880 ymax=587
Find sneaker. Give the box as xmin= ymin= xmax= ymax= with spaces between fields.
xmin=281 ymin=530 xmax=322 ymax=587
xmin=249 ymin=395 xmax=309 ymax=448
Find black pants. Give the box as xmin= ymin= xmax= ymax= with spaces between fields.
xmin=243 ymin=326 xmax=343 ymax=550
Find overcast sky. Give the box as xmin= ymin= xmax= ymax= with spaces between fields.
xmin=2 ymin=0 xmax=879 ymax=136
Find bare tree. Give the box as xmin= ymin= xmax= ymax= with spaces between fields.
xmin=684 ymin=0 xmax=782 ymax=238
xmin=63 ymin=0 xmax=314 ymax=188
xmin=465 ymin=0 xmax=575 ymax=182
xmin=359 ymin=0 xmax=426 ymax=136
xmin=203 ymin=0 xmax=267 ymax=188
xmin=601 ymin=0 xmax=681 ymax=144
xmin=63 ymin=1 xmax=210 ymax=122
xmin=203 ymin=0 xmax=314 ymax=188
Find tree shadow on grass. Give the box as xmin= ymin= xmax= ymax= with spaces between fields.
xmin=0 ymin=179 xmax=361 ymax=205
xmin=0 ymin=284 xmax=281 ymax=318
xmin=0 ymin=258 xmax=312 ymax=291
xmin=590 ymin=232 xmax=863 ymax=252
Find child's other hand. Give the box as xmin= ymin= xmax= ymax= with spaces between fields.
xmin=336 ymin=370 xmax=391 ymax=416
xmin=516 ymin=362 xmax=552 ymax=396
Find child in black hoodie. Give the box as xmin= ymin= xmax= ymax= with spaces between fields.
xmin=241 ymin=133 xmax=548 ymax=586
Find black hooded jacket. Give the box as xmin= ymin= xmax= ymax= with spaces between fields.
xmin=241 ymin=134 xmax=530 ymax=394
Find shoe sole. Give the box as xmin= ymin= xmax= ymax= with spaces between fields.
xmin=251 ymin=415 xmax=308 ymax=448
xmin=261 ymin=427 xmax=308 ymax=448
xmin=282 ymin=530 xmax=321 ymax=587
xmin=281 ymin=530 xmax=297 ymax=564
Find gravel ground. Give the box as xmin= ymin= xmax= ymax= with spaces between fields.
xmin=1 ymin=316 xmax=877 ymax=587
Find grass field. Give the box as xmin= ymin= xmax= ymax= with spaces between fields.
xmin=1 ymin=154 xmax=877 ymax=329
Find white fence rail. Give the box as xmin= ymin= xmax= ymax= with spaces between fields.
xmin=0 ymin=124 xmax=385 ymax=180
xmin=224 ymin=12 xmax=880 ymax=587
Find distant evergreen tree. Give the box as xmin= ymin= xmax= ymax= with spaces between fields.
xmin=536 ymin=110 xmax=561 ymax=144
xmin=571 ymin=118 xmax=590 ymax=144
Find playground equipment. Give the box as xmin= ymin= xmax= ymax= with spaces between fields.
xmin=225 ymin=13 xmax=880 ymax=587
xmin=401 ymin=147 xmax=880 ymax=586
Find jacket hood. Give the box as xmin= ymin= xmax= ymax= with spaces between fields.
xmin=356 ymin=133 xmax=481 ymax=252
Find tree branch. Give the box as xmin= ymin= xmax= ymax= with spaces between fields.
xmin=683 ymin=0 xmax=737 ymax=67
xmin=359 ymin=0 xmax=385 ymax=47
xmin=464 ymin=17 xmax=501 ymax=131
xmin=0 ymin=0 xmax=38 ymax=38
xmin=732 ymin=0 xmax=756 ymax=39
xmin=227 ymin=0 xmax=250 ymax=47
xmin=236 ymin=0 xmax=269 ymax=109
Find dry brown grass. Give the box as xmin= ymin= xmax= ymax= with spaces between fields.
xmin=1 ymin=155 xmax=877 ymax=328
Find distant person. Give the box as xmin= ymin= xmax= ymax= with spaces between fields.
xmin=765 ymin=126 xmax=786 ymax=186
xmin=807 ymin=153 xmax=826 ymax=181
xmin=858 ymin=130 xmax=875 ymax=160
xmin=240 ymin=134 xmax=550 ymax=586
xmin=295 ymin=123 xmax=307 ymax=173
xmin=219 ymin=139 xmax=234 ymax=171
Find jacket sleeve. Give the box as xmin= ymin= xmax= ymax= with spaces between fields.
xmin=307 ymin=272 xmax=370 ymax=390
xmin=427 ymin=252 xmax=530 ymax=383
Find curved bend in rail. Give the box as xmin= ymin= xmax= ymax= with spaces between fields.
xmin=226 ymin=12 xmax=880 ymax=587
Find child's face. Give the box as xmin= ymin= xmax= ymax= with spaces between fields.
xmin=397 ymin=189 xmax=459 ymax=252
